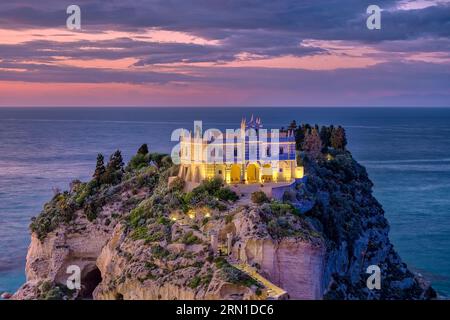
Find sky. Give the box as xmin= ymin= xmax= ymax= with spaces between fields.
xmin=0 ymin=0 xmax=449 ymax=107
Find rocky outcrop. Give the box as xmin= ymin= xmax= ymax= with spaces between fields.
xmin=13 ymin=149 xmax=436 ymax=300
xmin=299 ymin=152 xmax=436 ymax=299
xmin=12 ymin=208 xmax=116 ymax=299
xmin=93 ymin=224 xmax=259 ymax=300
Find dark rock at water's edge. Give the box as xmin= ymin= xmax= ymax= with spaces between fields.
xmin=1 ymin=292 xmax=13 ymax=299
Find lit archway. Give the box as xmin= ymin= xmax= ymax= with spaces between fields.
xmin=193 ymin=166 xmax=200 ymax=183
xmin=230 ymin=164 xmax=241 ymax=183
xmin=261 ymin=164 xmax=273 ymax=182
xmin=246 ymin=164 xmax=259 ymax=183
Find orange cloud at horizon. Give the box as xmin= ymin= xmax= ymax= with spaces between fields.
xmin=0 ymin=81 xmax=268 ymax=107
xmin=0 ymin=27 xmax=220 ymax=46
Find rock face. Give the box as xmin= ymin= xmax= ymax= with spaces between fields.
xmin=93 ymin=224 xmax=259 ymax=300
xmin=237 ymin=239 xmax=325 ymax=299
xmin=12 ymin=205 xmax=119 ymax=299
xmin=13 ymin=150 xmax=436 ymax=300
xmin=25 ymin=223 xmax=110 ymax=285
xmin=298 ymin=152 xmax=436 ymax=299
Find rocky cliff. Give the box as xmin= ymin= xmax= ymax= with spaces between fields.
xmin=12 ymin=146 xmax=435 ymax=300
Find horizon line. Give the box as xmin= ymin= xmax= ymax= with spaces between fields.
xmin=1 ymin=105 xmax=450 ymax=109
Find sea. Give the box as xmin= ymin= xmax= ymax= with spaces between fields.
xmin=0 ymin=107 xmax=449 ymax=297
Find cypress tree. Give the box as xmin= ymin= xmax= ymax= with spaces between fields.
xmin=109 ymin=150 xmax=124 ymax=172
xmin=331 ymin=126 xmax=347 ymax=150
xmin=93 ymin=153 xmax=106 ymax=183
xmin=302 ymin=128 xmax=323 ymax=160
xmin=320 ymin=126 xmax=332 ymax=148
xmin=288 ymin=120 xmax=298 ymax=131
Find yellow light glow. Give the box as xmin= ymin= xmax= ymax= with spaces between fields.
xmin=188 ymin=210 xmax=195 ymax=219
xmin=295 ymin=166 xmax=304 ymax=179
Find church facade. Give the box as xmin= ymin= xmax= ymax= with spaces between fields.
xmin=177 ymin=116 xmax=304 ymax=184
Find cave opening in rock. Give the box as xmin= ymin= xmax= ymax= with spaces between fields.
xmin=79 ymin=265 xmax=102 ymax=299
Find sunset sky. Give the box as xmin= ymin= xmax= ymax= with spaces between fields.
xmin=0 ymin=0 xmax=449 ymax=107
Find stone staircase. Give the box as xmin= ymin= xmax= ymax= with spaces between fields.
xmin=229 ymin=260 xmax=288 ymax=300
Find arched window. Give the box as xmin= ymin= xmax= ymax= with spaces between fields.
xmin=280 ymin=147 xmax=284 ymax=155
xmin=266 ymin=146 xmax=271 ymax=157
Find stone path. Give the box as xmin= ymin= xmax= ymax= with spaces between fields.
xmin=228 ymin=260 xmax=288 ymax=300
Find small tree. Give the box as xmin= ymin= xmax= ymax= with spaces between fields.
xmin=294 ymin=128 xmax=305 ymax=151
xmin=109 ymin=150 xmax=124 ymax=172
xmin=137 ymin=144 xmax=149 ymax=155
xmin=331 ymin=126 xmax=347 ymax=150
xmin=288 ymin=120 xmax=298 ymax=131
xmin=302 ymin=128 xmax=323 ymax=160
xmin=93 ymin=153 xmax=106 ymax=183
xmin=103 ymin=150 xmax=124 ymax=184
xmin=320 ymin=126 xmax=333 ymax=149
xmin=127 ymin=145 xmax=150 ymax=171
xmin=251 ymin=191 xmax=269 ymax=204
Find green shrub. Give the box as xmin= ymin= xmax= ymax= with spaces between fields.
xmin=157 ymin=216 xmax=171 ymax=226
xmin=201 ymin=271 xmax=213 ymax=286
xmin=151 ymin=245 xmax=170 ymax=259
xmin=128 ymin=206 xmax=147 ymax=228
xmin=220 ymin=264 xmax=259 ymax=288
xmin=145 ymin=262 xmax=158 ymax=270
xmin=74 ymin=181 xmax=95 ymax=207
xmin=214 ymin=187 xmax=238 ymax=202
xmin=30 ymin=192 xmax=77 ymax=240
xmin=149 ymin=153 xmax=171 ymax=167
xmin=127 ymin=153 xmax=150 ymax=171
xmin=270 ymin=202 xmax=296 ymax=216
xmin=225 ymin=214 xmax=233 ymax=224
xmin=84 ymin=202 xmax=98 ymax=221
xmin=192 ymin=177 xmax=223 ymax=196
xmin=251 ymin=191 xmax=269 ymax=204
xmin=169 ymin=177 xmax=185 ymax=192
xmin=214 ymin=257 xmax=228 ymax=268
xmin=37 ymin=281 xmax=74 ymax=300
xmin=188 ymin=276 xmax=201 ymax=289
xmin=181 ymin=231 xmax=202 ymax=245
xmin=130 ymin=226 xmax=148 ymax=241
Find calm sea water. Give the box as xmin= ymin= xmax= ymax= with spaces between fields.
xmin=0 ymin=107 xmax=449 ymax=297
